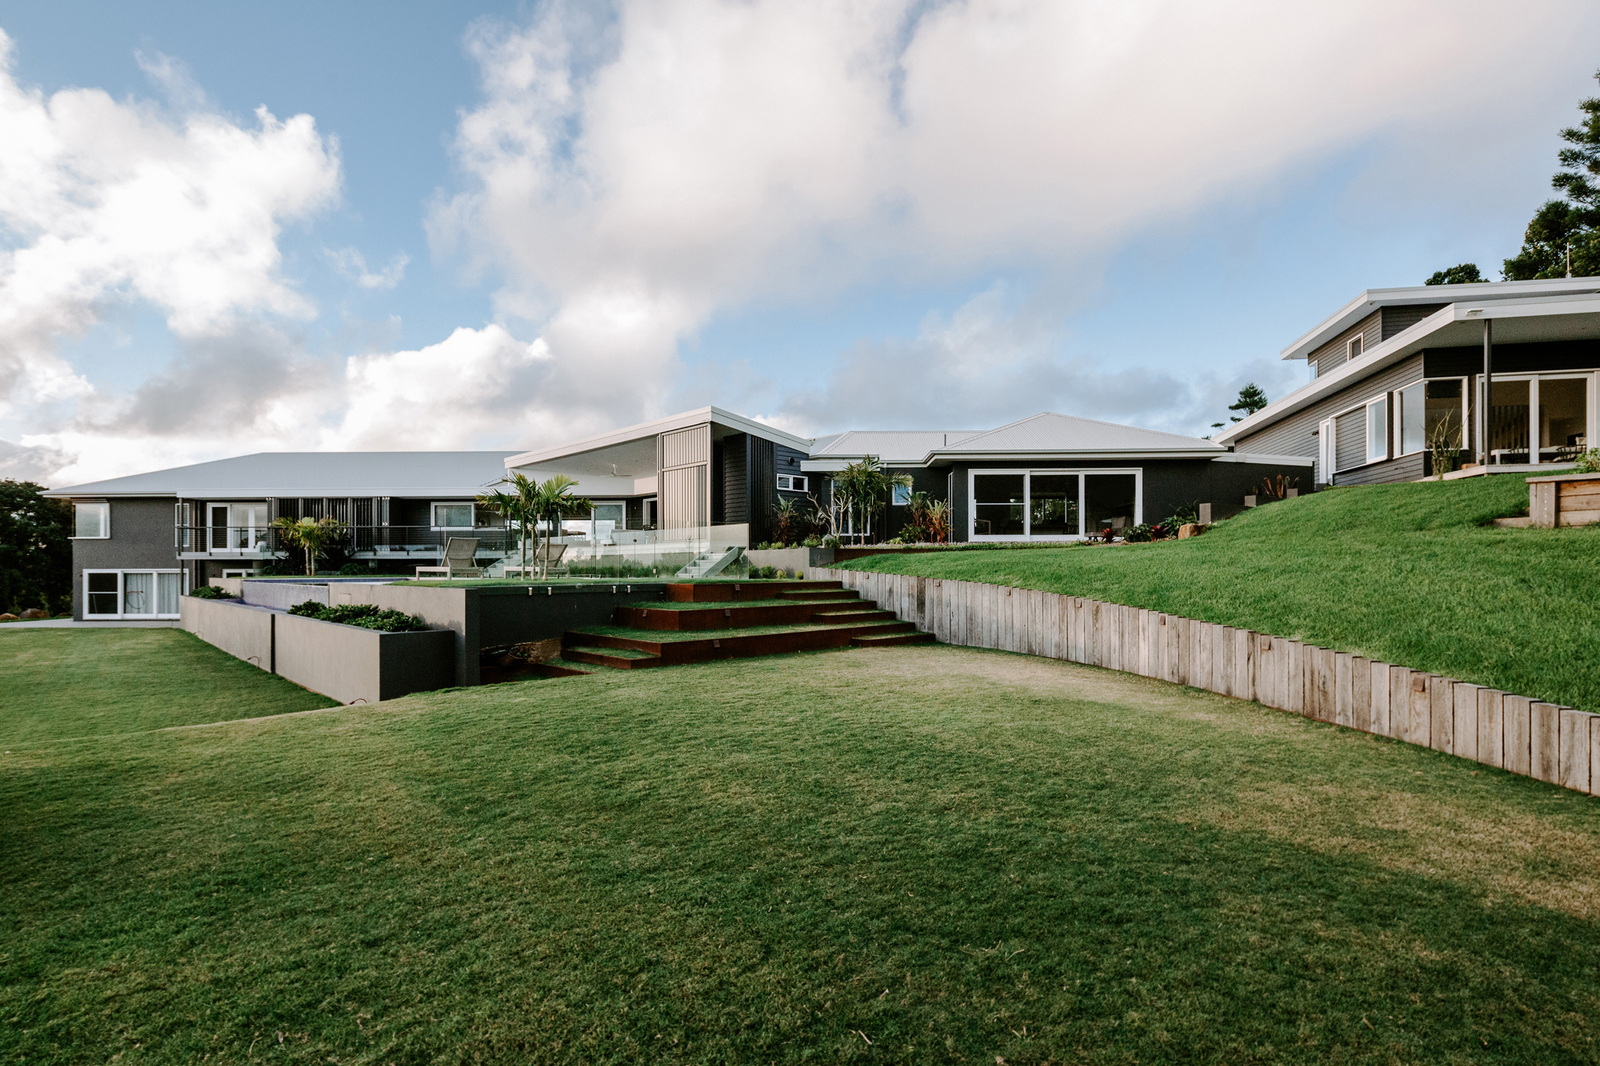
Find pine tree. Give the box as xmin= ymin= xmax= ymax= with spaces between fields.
xmin=1504 ymin=71 xmax=1600 ymax=280
xmin=1227 ymin=383 xmax=1269 ymax=422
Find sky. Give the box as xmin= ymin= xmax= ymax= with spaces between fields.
xmin=1 ymin=0 xmax=1598 ymax=487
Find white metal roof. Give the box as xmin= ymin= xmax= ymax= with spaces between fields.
xmin=808 ymin=430 xmax=975 ymax=464
xmin=1220 ymin=293 xmax=1600 ymax=444
xmin=804 ymin=413 xmax=1223 ymax=469
xmin=44 ymin=451 xmax=513 ymax=499
xmin=1279 ymin=277 xmax=1600 ymax=362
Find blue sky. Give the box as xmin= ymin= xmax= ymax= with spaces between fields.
xmin=1 ymin=0 xmax=1597 ymax=484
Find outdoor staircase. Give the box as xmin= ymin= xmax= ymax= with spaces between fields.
xmin=675 ymin=546 xmax=744 ymax=578
xmin=555 ymin=579 xmax=934 ymax=671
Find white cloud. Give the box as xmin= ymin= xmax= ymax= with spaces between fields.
xmin=328 ymin=247 xmax=409 ymax=290
xmin=0 ymin=25 xmax=340 ymax=421
xmin=432 ymin=0 xmax=1596 ymax=435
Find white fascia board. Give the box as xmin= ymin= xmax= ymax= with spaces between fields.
xmin=1279 ymin=277 xmax=1600 ymax=361
xmin=46 ymin=484 xmax=505 ymax=499
xmin=1221 ymin=295 xmax=1600 ymax=444
xmin=935 ymin=449 xmax=1228 ymax=462
xmin=504 ymin=405 xmax=814 ymax=469
xmin=1215 ymin=452 xmax=1316 ymax=467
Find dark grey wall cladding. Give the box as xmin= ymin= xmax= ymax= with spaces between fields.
xmin=721 ymin=433 xmax=749 ymax=525
xmin=881 ymin=466 xmax=952 ymax=537
xmin=1234 ymin=353 xmax=1424 ymax=465
xmin=70 ymin=497 xmax=179 ymax=618
xmin=1381 ymin=303 xmax=1447 ymax=340
xmin=747 ymin=436 xmax=777 ymax=544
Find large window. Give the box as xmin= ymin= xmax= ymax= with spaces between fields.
xmin=73 ymin=501 xmax=109 ymax=539
xmin=431 ymin=502 xmax=475 ymax=529
xmin=972 ymin=474 xmax=1025 ymax=537
xmin=1396 ymin=379 xmax=1466 ymax=457
xmin=1487 ymin=379 xmax=1531 ymax=464
xmin=1365 ymin=397 xmax=1388 ymax=464
xmin=970 ymin=470 xmax=1139 ymax=539
xmin=1483 ymin=374 xmax=1593 ymax=465
xmin=83 ymin=570 xmax=183 ymax=619
xmin=1538 ymin=377 xmax=1589 ymax=461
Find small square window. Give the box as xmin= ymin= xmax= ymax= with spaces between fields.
xmin=1348 ymin=335 xmax=1364 ymax=360
xmin=891 ymin=482 xmax=912 ymax=505
xmin=74 ymin=501 xmax=109 ymax=539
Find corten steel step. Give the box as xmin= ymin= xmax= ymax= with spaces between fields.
xmin=614 ymin=598 xmax=864 ymax=631
xmin=780 ymin=588 xmax=861 ymax=602
xmin=561 ymin=646 xmax=663 ymax=670
xmin=810 ymin=608 xmax=896 ymax=623
xmin=662 ymin=580 xmax=845 ymax=604
xmin=851 ymin=632 xmax=937 ymax=647
xmin=562 ymin=620 xmax=918 ymax=666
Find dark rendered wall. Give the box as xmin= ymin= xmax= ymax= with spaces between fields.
xmin=944 ymin=458 xmax=1311 ymax=541
xmin=69 ymin=497 xmax=180 ymax=618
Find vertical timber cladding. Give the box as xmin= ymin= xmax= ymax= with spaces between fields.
xmin=815 ymin=570 xmax=1600 ymax=798
xmin=659 ymin=423 xmax=711 ymax=530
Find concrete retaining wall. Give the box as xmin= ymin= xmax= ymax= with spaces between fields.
xmin=181 ymin=595 xmax=454 ymax=705
xmin=179 ymin=595 xmax=275 ymax=669
xmin=747 ymin=547 xmax=833 ymax=572
xmin=273 ymin=613 xmax=454 ymax=705
xmin=815 ymin=568 xmax=1600 ymax=798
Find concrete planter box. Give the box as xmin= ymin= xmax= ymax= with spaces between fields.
xmin=273 ymin=613 xmax=455 ymax=705
xmin=747 ymin=547 xmax=834 ymax=572
xmin=180 ymin=595 xmax=274 ymax=669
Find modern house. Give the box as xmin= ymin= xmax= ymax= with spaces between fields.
xmin=45 ymin=452 xmax=510 ymax=620
xmin=46 ymin=406 xmax=1309 ymax=619
xmin=1219 ymin=277 xmax=1600 ymax=485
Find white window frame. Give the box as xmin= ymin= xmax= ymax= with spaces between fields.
xmin=776 ymin=474 xmax=808 ymax=492
xmin=430 ymin=501 xmax=475 ymax=530
xmin=1317 ymin=418 xmax=1334 ymax=484
xmin=1480 ymin=371 xmax=1598 ymax=465
xmin=1347 ymin=334 xmax=1364 ymax=361
xmin=82 ymin=569 xmax=185 ymax=620
xmin=1394 ymin=379 xmax=1426 ymax=457
xmin=1365 ymin=396 xmax=1389 ymax=465
xmin=891 ymin=481 xmax=912 ymax=506
xmin=967 ymin=468 xmax=1142 ymax=542
xmin=72 ymin=501 xmax=110 ymax=540
xmin=207 ymin=501 xmax=270 ymax=554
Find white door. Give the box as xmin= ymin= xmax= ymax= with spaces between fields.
xmin=1318 ymin=418 xmax=1335 ymax=485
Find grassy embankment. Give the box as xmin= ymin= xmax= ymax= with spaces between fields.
xmin=842 ymin=475 xmax=1600 ymax=711
xmin=4 ymin=629 xmax=1600 ymax=1063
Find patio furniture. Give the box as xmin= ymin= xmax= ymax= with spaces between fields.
xmin=502 ymin=544 xmax=566 ymax=578
xmin=414 ymin=537 xmax=483 ymax=580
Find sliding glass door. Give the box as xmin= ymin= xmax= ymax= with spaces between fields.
xmin=83 ymin=570 xmax=184 ymax=619
xmin=1481 ymin=373 xmax=1593 ymax=465
xmin=970 ymin=470 xmax=1140 ymax=540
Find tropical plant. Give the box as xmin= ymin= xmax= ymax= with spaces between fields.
xmin=1257 ymin=474 xmax=1300 ymax=501
xmin=270 ymin=515 xmax=348 ymax=576
xmin=770 ymin=495 xmax=809 ymax=546
xmin=287 ymin=600 xmax=425 ymax=632
xmin=827 ymin=458 xmax=911 ymax=544
xmin=478 ymin=473 xmax=542 ymax=575
xmin=528 ymin=474 xmax=593 ymax=578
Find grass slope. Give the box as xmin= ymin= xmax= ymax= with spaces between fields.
xmin=843 ymin=475 xmax=1600 ymax=711
xmin=0 ymin=629 xmax=336 ymax=745
xmin=4 ymin=635 xmax=1600 ymax=1063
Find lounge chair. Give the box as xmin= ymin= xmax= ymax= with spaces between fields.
xmin=414 ymin=537 xmax=483 ymax=579
xmin=502 ymin=543 xmax=566 ymax=578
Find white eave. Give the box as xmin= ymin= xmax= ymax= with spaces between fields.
xmin=503 ymin=405 xmax=813 ymax=469
xmin=1279 ymin=277 xmax=1600 ymax=362
xmin=1222 ymin=293 xmax=1600 ymax=445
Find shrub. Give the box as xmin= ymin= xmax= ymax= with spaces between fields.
xmin=802 ymin=536 xmax=822 ymax=548
xmin=1122 ymin=523 xmax=1157 ymax=543
xmin=1572 ymin=449 xmax=1600 ymax=474
xmin=821 ymin=535 xmax=840 ymax=549
xmin=337 ymin=563 xmax=370 ymax=576
xmin=286 ymin=600 xmax=426 ymax=632
xmin=188 ymin=584 xmax=233 ymax=599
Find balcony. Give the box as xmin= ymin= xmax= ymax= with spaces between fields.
xmin=175 ymin=525 xmax=519 ymax=561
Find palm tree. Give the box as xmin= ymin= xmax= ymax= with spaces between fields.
xmin=477 ymin=473 xmax=542 ymax=574
xmin=528 ymin=475 xmax=593 ymax=578
xmin=833 ymin=458 xmax=911 ymax=543
xmin=270 ymin=515 xmax=348 ymax=577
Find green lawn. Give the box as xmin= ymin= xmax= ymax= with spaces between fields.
xmin=0 ymin=629 xmax=336 ymax=745
xmin=842 ymin=475 xmax=1600 ymax=712
xmin=5 ymin=631 xmax=1600 ymax=1062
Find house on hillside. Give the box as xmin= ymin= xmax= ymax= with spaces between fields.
xmin=44 ymin=407 xmax=1309 ymax=620
xmin=43 ymin=452 xmax=510 ymax=620
xmin=1219 ymin=277 xmax=1600 ymax=485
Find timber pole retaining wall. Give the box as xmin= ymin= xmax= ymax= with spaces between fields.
xmin=814 ymin=568 xmax=1600 ymax=798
